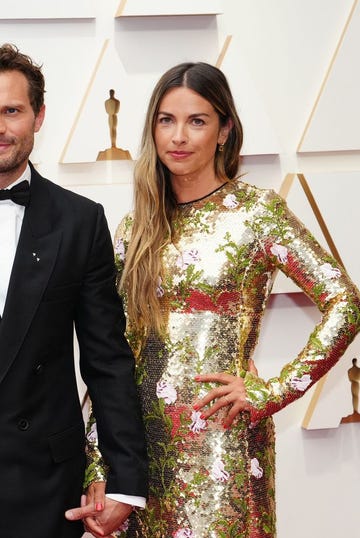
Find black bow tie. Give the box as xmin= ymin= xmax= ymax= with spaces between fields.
xmin=0 ymin=180 xmax=30 ymax=207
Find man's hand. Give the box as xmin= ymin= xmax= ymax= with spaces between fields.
xmin=65 ymin=482 xmax=132 ymax=537
xmin=85 ymin=498 xmax=132 ymax=537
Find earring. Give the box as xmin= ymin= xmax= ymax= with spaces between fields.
xmin=218 ymin=144 xmax=224 ymax=152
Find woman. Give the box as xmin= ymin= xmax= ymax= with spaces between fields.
xmin=86 ymin=62 xmax=360 ymax=537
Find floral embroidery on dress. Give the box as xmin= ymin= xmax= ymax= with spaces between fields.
xmin=290 ymin=374 xmax=312 ymax=391
xmin=86 ymin=421 xmax=97 ymax=443
xmin=250 ymin=457 xmax=264 ymax=479
xmin=156 ymin=380 xmax=177 ymax=404
xmin=210 ymin=458 xmax=230 ymax=482
xmin=320 ymin=262 xmax=341 ymax=279
xmin=173 ymin=529 xmax=194 ymax=538
xmin=270 ymin=243 xmax=288 ymax=264
xmin=223 ymin=193 xmax=239 ymax=209
xmin=176 ymin=249 xmax=200 ymax=269
xmin=189 ymin=410 xmax=207 ymax=434
xmin=156 ymin=276 xmax=165 ymax=297
xmin=114 ymin=237 xmax=125 ymax=261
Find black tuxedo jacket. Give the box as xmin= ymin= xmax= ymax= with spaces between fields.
xmin=0 ymin=165 xmax=147 ymax=538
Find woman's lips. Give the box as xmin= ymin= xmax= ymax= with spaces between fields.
xmin=168 ymin=151 xmax=192 ymax=159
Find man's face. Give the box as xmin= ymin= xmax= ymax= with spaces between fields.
xmin=0 ymin=70 xmax=44 ymax=187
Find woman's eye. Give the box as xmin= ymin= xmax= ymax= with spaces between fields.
xmin=192 ymin=118 xmax=205 ymax=126
xmin=158 ymin=116 xmax=172 ymax=124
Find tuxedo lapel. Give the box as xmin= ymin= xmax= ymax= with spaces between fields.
xmin=0 ymin=170 xmax=62 ymax=384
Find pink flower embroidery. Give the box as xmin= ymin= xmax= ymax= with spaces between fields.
xmin=250 ymin=457 xmax=263 ymax=479
xmin=290 ymin=374 xmax=312 ymax=391
xmin=173 ymin=529 xmax=194 ymax=538
xmin=320 ymin=262 xmax=341 ymax=279
xmin=270 ymin=243 xmax=288 ymax=264
xmin=176 ymin=249 xmax=200 ymax=270
xmin=156 ymin=380 xmax=177 ymax=404
xmin=190 ymin=410 xmax=207 ymax=433
xmin=114 ymin=238 xmax=125 ymax=261
xmin=156 ymin=276 xmax=164 ymax=297
xmin=210 ymin=458 xmax=230 ymax=482
xmin=223 ymin=193 xmax=239 ymax=209
xmin=86 ymin=422 xmax=98 ymax=443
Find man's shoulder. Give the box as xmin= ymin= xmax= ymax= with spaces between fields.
xmin=48 ymin=180 xmax=99 ymax=208
xmin=32 ymin=168 xmax=100 ymax=211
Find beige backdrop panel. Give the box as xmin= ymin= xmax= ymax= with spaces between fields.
xmin=0 ymin=0 xmax=96 ymax=18
xmin=116 ymin=0 xmax=223 ymax=17
xmin=299 ymin=1 xmax=360 ymax=151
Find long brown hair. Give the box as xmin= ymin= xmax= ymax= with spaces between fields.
xmin=120 ymin=62 xmax=243 ymax=334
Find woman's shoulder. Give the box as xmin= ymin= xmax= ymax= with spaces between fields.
xmin=114 ymin=211 xmax=134 ymax=241
xmin=231 ymin=176 xmax=283 ymax=204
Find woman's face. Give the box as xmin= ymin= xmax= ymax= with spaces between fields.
xmin=154 ymin=86 xmax=229 ymax=183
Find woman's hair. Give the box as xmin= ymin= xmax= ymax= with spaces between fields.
xmin=0 ymin=43 xmax=45 ymax=115
xmin=120 ymin=62 xmax=243 ymax=334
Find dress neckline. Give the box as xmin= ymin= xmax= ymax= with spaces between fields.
xmin=177 ymin=181 xmax=229 ymax=207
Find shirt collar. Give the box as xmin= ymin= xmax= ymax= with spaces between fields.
xmin=3 ymin=164 xmax=31 ymax=189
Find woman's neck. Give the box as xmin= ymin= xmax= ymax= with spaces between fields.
xmin=171 ymin=175 xmax=225 ymax=204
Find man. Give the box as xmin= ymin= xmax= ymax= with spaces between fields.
xmin=0 ymin=43 xmax=147 ymax=538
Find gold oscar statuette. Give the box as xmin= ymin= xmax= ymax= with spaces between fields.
xmin=97 ymin=88 xmax=132 ymax=161
xmin=341 ymin=357 xmax=360 ymax=424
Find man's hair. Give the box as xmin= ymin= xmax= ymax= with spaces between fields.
xmin=0 ymin=43 xmax=45 ymax=115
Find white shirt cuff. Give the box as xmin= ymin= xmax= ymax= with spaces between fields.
xmin=106 ymin=494 xmax=146 ymax=509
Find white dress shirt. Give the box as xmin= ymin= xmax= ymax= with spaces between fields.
xmin=0 ymin=165 xmax=29 ymax=316
xmin=0 ymin=164 xmax=145 ymax=509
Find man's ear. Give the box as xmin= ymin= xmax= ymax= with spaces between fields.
xmin=34 ymin=104 xmax=46 ymax=132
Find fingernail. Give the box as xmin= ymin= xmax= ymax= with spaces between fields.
xmin=194 ymin=376 xmax=200 ymax=381
xmin=200 ymin=414 xmax=206 ymax=420
xmin=193 ymin=404 xmax=199 ymax=410
xmin=65 ymin=510 xmax=74 ymax=520
xmin=96 ymin=502 xmax=103 ymax=511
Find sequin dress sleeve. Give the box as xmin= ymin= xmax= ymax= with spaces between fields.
xmin=243 ymin=189 xmax=360 ymax=423
xmin=83 ymin=404 xmax=108 ymax=489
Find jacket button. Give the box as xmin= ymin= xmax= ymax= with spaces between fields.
xmin=18 ymin=418 xmax=30 ymax=431
xmin=33 ymin=363 xmax=43 ymax=375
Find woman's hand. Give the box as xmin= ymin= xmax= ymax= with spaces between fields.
xmin=66 ymin=481 xmax=133 ymax=537
xmin=86 ymin=480 xmax=106 ymax=513
xmin=193 ymin=359 xmax=258 ymax=428
xmin=65 ymin=481 xmax=106 ymax=536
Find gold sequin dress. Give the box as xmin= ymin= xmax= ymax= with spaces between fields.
xmin=86 ymin=179 xmax=360 ymax=538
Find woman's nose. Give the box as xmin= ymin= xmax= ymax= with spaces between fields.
xmin=172 ymin=124 xmax=187 ymax=145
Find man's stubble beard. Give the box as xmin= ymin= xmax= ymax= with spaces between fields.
xmin=0 ymin=136 xmax=34 ymax=176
